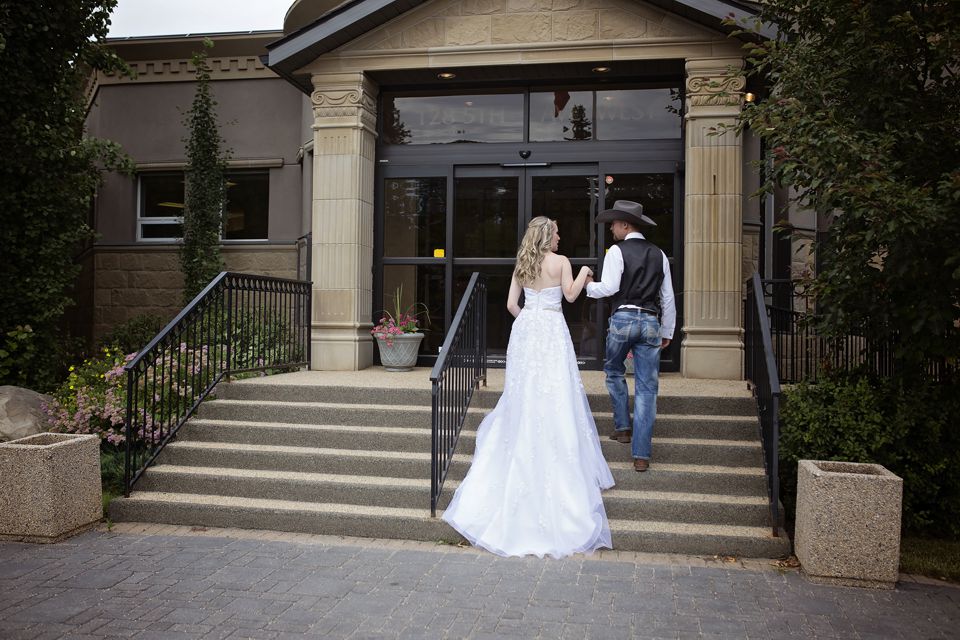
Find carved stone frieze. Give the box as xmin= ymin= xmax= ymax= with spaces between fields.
xmin=336 ymin=0 xmax=715 ymax=52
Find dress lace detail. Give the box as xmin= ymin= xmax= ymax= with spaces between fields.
xmin=442 ymin=286 xmax=615 ymax=558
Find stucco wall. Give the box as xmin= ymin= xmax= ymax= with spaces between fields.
xmin=87 ymin=78 xmax=306 ymax=245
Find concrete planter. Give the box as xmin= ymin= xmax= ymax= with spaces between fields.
xmin=375 ymin=333 xmax=424 ymax=372
xmin=795 ymin=460 xmax=903 ymax=589
xmin=0 ymin=433 xmax=102 ymax=543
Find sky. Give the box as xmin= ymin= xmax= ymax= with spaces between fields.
xmin=108 ymin=0 xmax=293 ymax=38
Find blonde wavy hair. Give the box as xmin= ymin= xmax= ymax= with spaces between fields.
xmin=513 ymin=216 xmax=556 ymax=285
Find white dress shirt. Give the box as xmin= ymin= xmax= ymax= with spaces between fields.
xmin=586 ymin=231 xmax=676 ymax=340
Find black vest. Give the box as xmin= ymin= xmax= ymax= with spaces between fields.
xmin=611 ymin=238 xmax=665 ymax=314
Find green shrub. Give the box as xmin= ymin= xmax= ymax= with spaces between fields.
xmin=97 ymin=314 xmax=167 ymax=355
xmin=780 ymin=373 xmax=960 ymax=539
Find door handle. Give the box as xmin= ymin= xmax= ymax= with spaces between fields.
xmin=499 ymin=162 xmax=550 ymax=168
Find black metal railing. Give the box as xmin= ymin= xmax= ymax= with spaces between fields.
xmin=745 ymin=272 xmax=782 ymax=536
xmin=123 ymin=272 xmax=311 ymax=493
xmin=430 ymin=272 xmax=487 ymax=517
xmin=760 ymin=279 xmax=951 ymax=383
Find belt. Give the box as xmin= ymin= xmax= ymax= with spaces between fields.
xmin=524 ymin=305 xmax=562 ymax=313
xmin=615 ymin=307 xmax=658 ymax=316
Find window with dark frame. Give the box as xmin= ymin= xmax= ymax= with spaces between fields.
xmin=136 ymin=170 xmax=270 ymax=242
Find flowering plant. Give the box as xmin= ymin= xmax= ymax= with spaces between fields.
xmin=371 ymin=284 xmax=430 ymax=346
xmin=43 ymin=346 xmax=133 ymax=446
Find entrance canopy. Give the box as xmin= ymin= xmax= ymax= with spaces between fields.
xmin=267 ymin=0 xmax=770 ymax=94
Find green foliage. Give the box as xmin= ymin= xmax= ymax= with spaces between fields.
xmin=180 ymin=38 xmax=227 ymax=303
xmin=734 ymin=1 xmax=960 ymax=377
xmin=780 ymin=372 xmax=960 ymax=538
xmin=97 ymin=313 xmax=167 ymax=354
xmin=0 ymin=326 xmax=39 ymax=387
xmin=0 ymin=1 xmax=133 ymax=390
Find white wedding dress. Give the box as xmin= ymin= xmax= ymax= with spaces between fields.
xmin=442 ymin=286 xmax=615 ymax=558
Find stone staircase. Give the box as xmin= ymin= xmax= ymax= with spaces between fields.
xmin=109 ymin=371 xmax=791 ymax=558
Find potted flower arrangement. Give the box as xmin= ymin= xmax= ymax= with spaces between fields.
xmin=371 ymin=284 xmax=429 ymax=372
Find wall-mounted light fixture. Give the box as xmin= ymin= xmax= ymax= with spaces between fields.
xmin=592 ymin=66 xmax=611 ymax=74
xmin=437 ymin=72 xmax=456 ymax=80
xmin=744 ymin=92 xmax=756 ymax=103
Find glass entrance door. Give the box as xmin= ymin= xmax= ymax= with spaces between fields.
xmin=375 ymin=163 xmax=680 ymax=371
xmin=450 ymin=163 xmax=604 ymax=366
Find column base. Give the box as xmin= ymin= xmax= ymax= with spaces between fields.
xmin=310 ymin=325 xmax=374 ymax=371
xmin=681 ymin=330 xmax=744 ymax=380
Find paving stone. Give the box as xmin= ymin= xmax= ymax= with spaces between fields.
xmin=2 ymin=530 xmax=960 ymax=640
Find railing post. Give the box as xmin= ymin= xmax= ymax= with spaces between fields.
xmin=431 ymin=381 xmax=439 ymax=517
xmin=124 ymin=367 xmax=134 ymax=496
xmin=225 ymin=282 xmax=234 ymax=375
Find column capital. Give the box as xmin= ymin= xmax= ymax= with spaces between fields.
xmin=310 ymin=72 xmax=378 ymax=132
xmin=685 ymin=57 xmax=746 ymax=116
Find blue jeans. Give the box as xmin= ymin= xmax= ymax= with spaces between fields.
xmin=604 ymin=310 xmax=662 ymax=460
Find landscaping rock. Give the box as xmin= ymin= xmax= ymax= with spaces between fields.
xmin=0 ymin=386 xmax=52 ymax=442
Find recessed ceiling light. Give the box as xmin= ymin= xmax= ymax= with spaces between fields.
xmin=437 ymin=72 xmax=456 ymax=80
xmin=592 ymin=66 xmax=611 ymax=73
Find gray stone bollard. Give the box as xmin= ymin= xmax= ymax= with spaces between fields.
xmin=795 ymin=460 xmax=903 ymax=589
xmin=0 ymin=433 xmax=102 ymax=542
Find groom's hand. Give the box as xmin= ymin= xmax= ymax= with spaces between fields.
xmin=661 ymin=338 xmax=671 ymax=349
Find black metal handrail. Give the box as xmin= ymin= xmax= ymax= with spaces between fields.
xmin=123 ymin=271 xmax=311 ymax=493
xmin=760 ymin=279 xmax=951 ymax=383
xmin=745 ymin=272 xmax=782 ymax=537
xmin=430 ymin=272 xmax=487 ymax=517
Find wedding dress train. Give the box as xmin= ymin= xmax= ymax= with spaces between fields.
xmin=442 ymin=286 xmax=615 ymax=558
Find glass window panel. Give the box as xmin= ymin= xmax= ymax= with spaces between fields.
xmin=224 ymin=171 xmax=269 ymax=240
xmin=531 ymin=174 xmax=599 ymax=258
xmin=454 ymin=177 xmax=519 ymax=257
xmin=529 ymin=91 xmax=593 ymax=142
xmin=140 ymin=172 xmax=184 ymax=218
xmin=383 ymin=177 xmax=446 ymax=258
xmin=596 ymin=89 xmax=681 ymax=140
xmin=603 ymin=173 xmax=674 ymax=255
xmin=382 ymin=93 xmax=524 ymax=144
xmin=453 ymin=265 xmax=515 ymax=364
xmin=141 ymin=223 xmax=183 ymax=240
xmin=382 ymin=264 xmax=445 ymax=357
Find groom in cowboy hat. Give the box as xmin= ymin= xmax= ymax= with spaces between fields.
xmin=586 ymin=200 xmax=676 ymax=472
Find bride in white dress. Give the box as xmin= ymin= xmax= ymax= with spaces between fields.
xmin=442 ymin=216 xmax=615 ymax=558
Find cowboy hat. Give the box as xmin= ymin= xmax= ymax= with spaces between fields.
xmin=595 ymin=200 xmax=657 ymax=227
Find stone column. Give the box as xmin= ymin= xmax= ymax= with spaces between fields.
xmin=309 ymin=72 xmax=378 ymax=370
xmin=682 ymin=58 xmax=746 ymax=379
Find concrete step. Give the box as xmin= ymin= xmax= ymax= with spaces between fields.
xmin=155 ymin=442 xmax=768 ymax=495
xmin=136 ymin=465 xmax=772 ymax=527
xmin=214 ymin=382 xmax=757 ymax=417
xmin=197 ymin=399 xmax=759 ymax=435
xmin=157 ymin=434 xmax=762 ymax=480
xmin=109 ymin=491 xmax=790 ymax=557
xmin=180 ymin=414 xmax=758 ymax=448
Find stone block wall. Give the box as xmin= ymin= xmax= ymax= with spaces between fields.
xmin=92 ymin=246 xmax=298 ymax=340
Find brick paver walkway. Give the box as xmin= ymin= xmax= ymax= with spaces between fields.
xmin=1 ymin=524 xmax=957 ymax=639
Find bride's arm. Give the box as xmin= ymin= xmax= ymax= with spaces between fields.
xmin=507 ymin=276 xmax=523 ymax=318
xmin=561 ymin=257 xmax=592 ymax=303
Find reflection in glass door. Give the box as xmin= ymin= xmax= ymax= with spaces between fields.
xmin=451 ymin=164 xmax=603 ymax=367
xmin=599 ymin=169 xmax=681 ymax=371
xmin=376 ymin=164 xmax=681 ymax=371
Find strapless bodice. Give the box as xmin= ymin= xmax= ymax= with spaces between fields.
xmin=523 ymin=286 xmax=563 ymax=312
